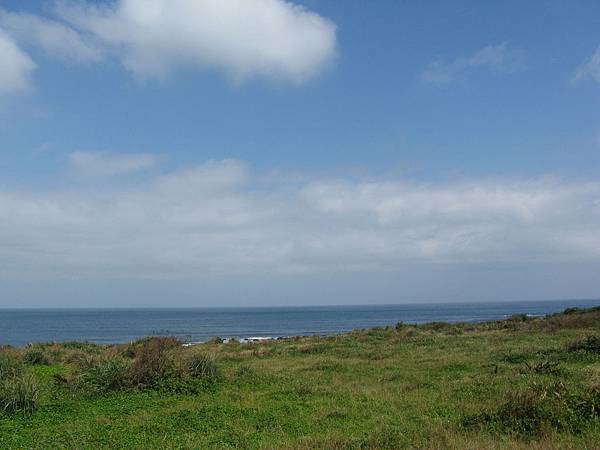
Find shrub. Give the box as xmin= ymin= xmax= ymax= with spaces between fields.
xmin=540 ymin=308 xmax=600 ymax=331
xmin=122 ymin=336 xmax=181 ymax=359
xmin=567 ymin=335 xmax=600 ymax=354
xmin=507 ymin=314 xmax=531 ymax=323
xmin=127 ymin=337 xmax=181 ymax=387
xmin=74 ymin=358 xmax=130 ymax=396
xmin=187 ymin=354 xmax=219 ymax=380
xmin=461 ymin=382 xmax=600 ymax=437
xmin=64 ymin=341 xmax=103 ymax=351
xmin=23 ymin=349 xmax=49 ymax=366
xmin=0 ymin=352 xmax=24 ymax=379
xmin=0 ymin=374 xmax=39 ymax=415
xmin=421 ymin=321 xmax=453 ymax=331
xmin=63 ymin=350 xmax=97 ymax=368
xmin=519 ymin=360 xmax=562 ymax=375
xmin=502 ymin=353 xmax=528 ymax=364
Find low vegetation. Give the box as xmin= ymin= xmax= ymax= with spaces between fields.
xmin=0 ymin=306 xmax=599 ymax=448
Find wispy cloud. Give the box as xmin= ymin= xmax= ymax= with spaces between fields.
xmin=68 ymin=151 xmax=163 ymax=177
xmin=572 ymin=44 xmax=600 ymax=84
xmin=0 ymin=27 xmax=36 ymax=94
xmin=0 ymin=9 xmax=102 ymax=64
xmin=0 ymin=158 xmax=598 ymax=279
xmin=422 ymin=42 xmax=525 ymax=85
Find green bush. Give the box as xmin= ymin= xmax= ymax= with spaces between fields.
xmin=127 ymin=337 xmax=181 ymax=387
xmin=74 ymin=358 xmax=131 ymax=396
xmin=23 ymin=349 xmax=49 ymax=366
xmin=567 ymin=335 xmax=600 ymax=354
xmin=0 ymin=352 xmax=24 ymax=379
xmin=0 ymin=374 xmax=39 ymax=415
xmin=461 ymin=382 xmax=600 ymax=437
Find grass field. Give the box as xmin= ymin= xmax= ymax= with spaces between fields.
xmin=1 ymin=307 xmax=600 ymax=449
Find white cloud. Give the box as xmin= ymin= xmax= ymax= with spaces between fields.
xmin=0 ymin=9 xmax=102 ymax=64
xmin=573 ymin=44 xmax=600 ymax=84
xmin=57 ymin=0 xmax=337 ymax=83
xmin=0 ymin=27 xmax=36 ymax=94
xmin=0 ymin=159 xmax=599 ymax=280
xmin=68 ymin=151 xmax=162 ymax=177
xmin=422 ymin=42 xmax=524 ymax=85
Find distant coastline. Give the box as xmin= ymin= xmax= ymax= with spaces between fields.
xmin=1 ymin=298 xmax=598 ymax=348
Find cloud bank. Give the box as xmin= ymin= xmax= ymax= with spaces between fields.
xmin=423 ymin=42 xmax=524 ymax=85
xmin=1 ymin=158 xmax=598 ymax=280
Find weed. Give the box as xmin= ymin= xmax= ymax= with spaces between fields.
xmin=127 ymin=337 xmax=181 ymax=387
xmin=0 ymin=352 xmax=24 ymax=379
xmin=235 ymin=366 xmax=255 ymax=378
xmin=502 ymin=353 xmax=528 ymax=364
xmin=567 ymin=335 xmax=600 ymax=354
xmin=422 ymin=321 xmax=452 ymax=331
xmin=23 ymin=348 xmax=49 ymax=366
xmin=187 ymin=353 xmax=220 ymax=379
xmin=74 ymin=357 xmax=131 ymax=396
xmin=0 ymin=374 xmax=39 ymax=414
xmin=461 ymin=381 xmax=600 ymax=437
xmin=519 ymin=360 xmax=562 ymax=375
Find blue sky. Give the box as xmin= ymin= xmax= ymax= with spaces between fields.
xmin=0 ymin=0 xmax=599 ymax=307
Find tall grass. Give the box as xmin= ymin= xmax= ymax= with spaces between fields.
xmin=0 ymin=352 xmax=24 ymax=379
xmin=462 ymin=381 xmax=600 ymax=437
xmin=74 ymin=358 xmax=131 ymax=396
xmin=23 ymin=348 xmax=49 ymax=366
xmin=0 ymin=374 xmax=39 ymax=415
xmin=187 ymin=353 xmax=220 ymax=379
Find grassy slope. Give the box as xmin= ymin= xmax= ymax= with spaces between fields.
xmin=1 ymin=309 xmax=600 ymax=449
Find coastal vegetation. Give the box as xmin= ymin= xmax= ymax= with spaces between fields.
xmin=1 ymin=307 xmax=600 ymax=448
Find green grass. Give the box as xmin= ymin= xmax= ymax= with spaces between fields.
xmin=1 ymin=307 xmax=600 ymax=449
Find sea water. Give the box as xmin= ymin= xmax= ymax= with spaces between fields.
xmin=1 ymin=299 xmax=598 ymax=347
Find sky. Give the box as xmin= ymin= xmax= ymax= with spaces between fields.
xmin=0 ymin=0 xmax=599 ymax=308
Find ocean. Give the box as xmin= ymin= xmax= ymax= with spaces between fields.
xmin=0 ymin=299 xmax=598 ymax=347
